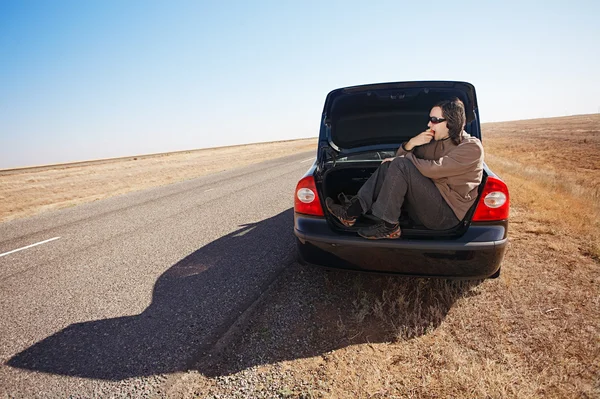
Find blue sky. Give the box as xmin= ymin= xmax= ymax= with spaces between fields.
xmin=1 ymin=0 xmax=599 ymax=168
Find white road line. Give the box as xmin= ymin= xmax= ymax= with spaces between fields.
xmin=0 ymin=237 xmax=61 ymax=258
xmin=300 ymin=157 xmax=315 ymax=163
xmin=233 ymin=226 xmax=257 ymax=237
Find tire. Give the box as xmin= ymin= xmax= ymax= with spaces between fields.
xmin=488 ymin=268 xmax=501 ymax=279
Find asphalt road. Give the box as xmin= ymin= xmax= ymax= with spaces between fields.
xmin=0 ymin=150 xmax=314 ymax=398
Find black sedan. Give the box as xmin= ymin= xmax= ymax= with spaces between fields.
xmin=293 ymin=81 xmax=509 ymax=279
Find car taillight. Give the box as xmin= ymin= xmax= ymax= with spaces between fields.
xmin=472 ymin=176 xmax=510 ymax=222
xmin=294 ymin=176 xmax=324 ymax=216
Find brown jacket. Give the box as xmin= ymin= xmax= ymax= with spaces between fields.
xmin=396 ymin=132 xmax=484 ymax=220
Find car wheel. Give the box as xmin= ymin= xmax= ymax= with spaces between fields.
xmin=488 ymin=268 xmax=501 ymax=279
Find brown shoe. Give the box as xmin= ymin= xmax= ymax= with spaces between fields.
xmin=358 ymin=221 xmax=401 ymax=240
xmin=325 ymin=197 xmax=357 ymax=227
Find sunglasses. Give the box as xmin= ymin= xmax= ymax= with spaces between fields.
xmin=428 ymin=116 xmax=446 ymax=124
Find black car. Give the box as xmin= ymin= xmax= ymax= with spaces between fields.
xmin=294 ymin=81 xmax=509 ymax=279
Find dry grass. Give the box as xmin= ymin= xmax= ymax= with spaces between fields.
xmin=484 ymin=113 xmax=600 ymax=259
xmin=171 ymin=114 xmax=600 ymax=399
xmin=0 ymin=139 xmax=316 ymax=223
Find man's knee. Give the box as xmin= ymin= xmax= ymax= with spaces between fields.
xmin=391 ymin=156 xmax=414 ymax=170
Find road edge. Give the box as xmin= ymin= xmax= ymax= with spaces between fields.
xmin=157 ymin=258 xmax=299 ymax=398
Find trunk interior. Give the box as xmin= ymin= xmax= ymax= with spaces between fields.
xmin=321 ymin=163 xmax=486 ymax=239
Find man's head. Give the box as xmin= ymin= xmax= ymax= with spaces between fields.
xmin=428 ymin=98 xmax=466 ymax=145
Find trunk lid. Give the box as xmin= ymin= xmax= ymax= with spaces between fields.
xmin=320 ymin=81 xmax=480 ymax=156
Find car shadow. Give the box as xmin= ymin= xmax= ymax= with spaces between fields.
xmin=7 ymin=208 xmax=298 ymax=380
xmin=194 ymin=262 xmax=482 ymax=377
xmin=7 ymin=208 xmax=481 ymax=381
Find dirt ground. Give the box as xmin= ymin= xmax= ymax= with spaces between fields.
xmin=167 ymin=114 xmax=600 ymax=398
xmin=0 ymin=139 xmax=316 ymax=223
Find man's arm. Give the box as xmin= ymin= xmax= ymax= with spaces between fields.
xmin=395 ymin=142 xmax=413 ymax=157
xmin=396 ymin=130 xmax=434 ymax=156
xmin=405 ymin=141 xmax=483 ymax=179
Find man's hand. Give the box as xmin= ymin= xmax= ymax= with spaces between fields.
xmin=381 ymin=157 xmax=395 ymax=163
xmin=405 ymin=130 xmax=435 ymax=151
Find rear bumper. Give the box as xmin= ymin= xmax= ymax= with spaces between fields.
xmin=294 ymin=214 xmax=508 ymax=279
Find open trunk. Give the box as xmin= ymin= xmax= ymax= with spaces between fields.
xmin=320 ymin=162 xmax=486 ymax=239
xmin=316 ymin=81 xmax=484 ymax=239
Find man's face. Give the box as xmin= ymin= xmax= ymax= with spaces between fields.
xmin=428 ymin=106 xmax=449 ymax=141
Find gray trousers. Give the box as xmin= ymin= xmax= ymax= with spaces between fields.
xmin=356 ymin=157 xmax=460 ymax=229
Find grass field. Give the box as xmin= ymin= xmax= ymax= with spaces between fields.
xmin=0 ymin=139 xmax=316 ymax=223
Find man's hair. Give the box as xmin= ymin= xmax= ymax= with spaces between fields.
xmin=435 ymin=98 xmax=466 ymax=145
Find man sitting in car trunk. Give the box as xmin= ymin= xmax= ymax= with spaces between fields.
xmin=326 ymin=98 xmax=484 ymax=239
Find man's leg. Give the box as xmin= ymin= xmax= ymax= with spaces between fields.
xmin=402 ymin=169 xmax=460 ymax=231
xmin=355 ymin=162 xmax=390 ymax=213
xmin=361 ymin=157 xmax=459 ymax=238
xmin=325 ymin=162 xmax=390 ymax=227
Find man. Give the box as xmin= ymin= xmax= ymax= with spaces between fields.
xmin=325 ymin=98 xmax=484 ymax=239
